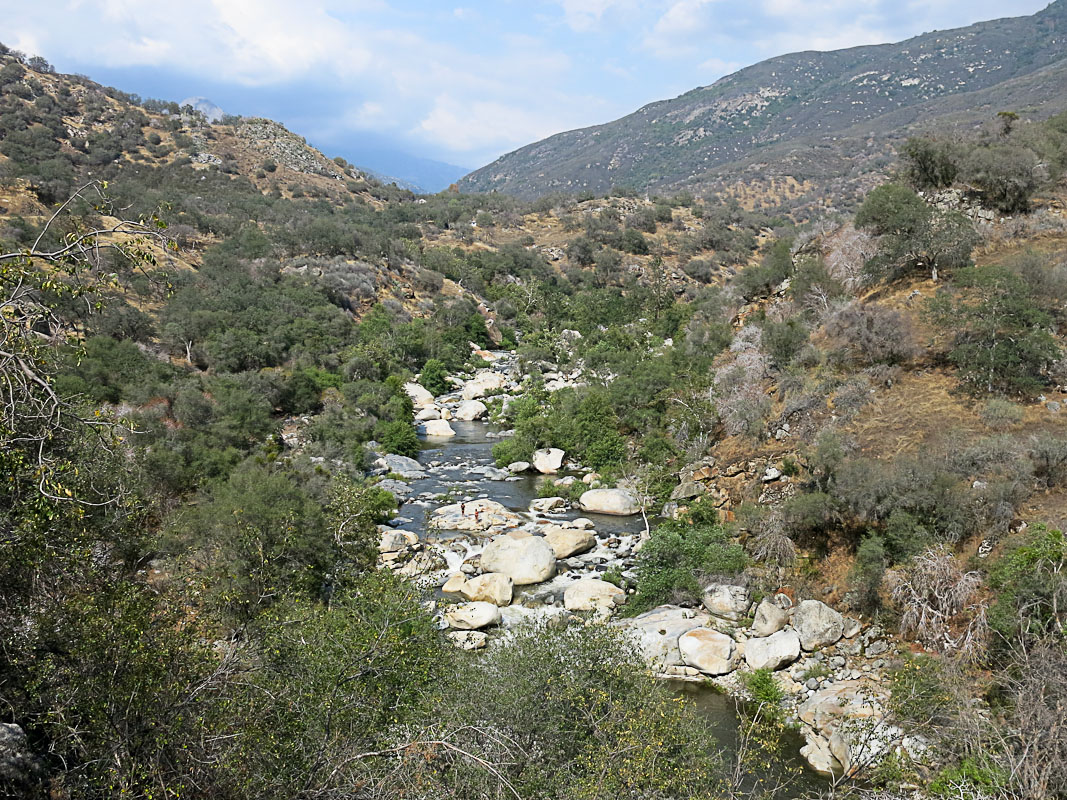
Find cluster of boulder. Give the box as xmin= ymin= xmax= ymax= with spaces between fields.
xmin=614 ymin=585 xmax=914 ymax=776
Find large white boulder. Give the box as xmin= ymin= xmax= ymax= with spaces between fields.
xmin=375 ymin=453 xmax=426 ymax=479
xmin=419 ymin=419 xmax=456 ymax=437
xmin=792 ymin=600 xmax=844 ymax=651
xmin=507 ymin=461 xmax=531 ymax=473
xmin=461 ymin=370 xmax=508 ymax=400
xmin=543 ymin=526 xmax=596 ymax=558
xmin=564 ymin=578 xmax=624 ymax=613
xmin=743 ymin=629 xmax=801 ymax=671
xmin=432 ymin=499 xmax=522 ymax=533
xmin=415 ymin=406 xmax=441 ymax=421
xmin=444 ymin=601 xmax=501 ymax=630
xmin=613 ymin=605 xmax=711 ymax=668
xmin=532 ymin=448 xmax=565 ymax=474
xmin=578 ymin=488 xmax=640 ymax=516
xmin=679 ymin=628 xmax=739 ymax=675
xmin=455 ymin=399 xmax=488 ymax=421
xmin=480 ymin=535 xmax=557 ymax=585
xmin=751 ymin=597 xmax=790 ymax=636
xmin=404 ymin=382 xmax=436 ymax=409
xmin=701 ymin=583 xmax=752 ymax=620
xmin=460 ymin=572 xmax=514 ymax=606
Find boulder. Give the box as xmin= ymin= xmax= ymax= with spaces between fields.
xmin=743 ymin=629 xmax=801 ymax=671
xmin=414 ymin=406 xmax=441 ymax=421
xmin=507 ymin=461 xmax=531 ymax=473
xmin=564 ymin=578 xmax=624 ymax=613
xmin=792 ymin=599 xmax=844 ymax=651
xmin=404 ymin=382 xmax=436 ymax=408
xmin=678 ymin=628 xmax=739 ymax=675
xmin=462 ymin=370 xmax=508 ymax=400
xmin=579 ymin=488 xmax=640 ymax=516
xmin=543 ymin=526 xmax=596 ymax=558
xmin=530 ymin=496 xmax=567 ymax=513
xmin=444 ymin=601 xmax=501 ymax=630
xmin=375 ymin=454 xmax=425 ymax=479
xmin=842 ymin=617 xmax=862 ymax=639
xmin=441 ymin=573 xmax=467 ymax=593
xmin=701 ymin=583 xmax=751 ymax=620
xmin=480 ymin=535 xmax=557 ymax=585
xmin=447 ymin=630 xmax=488 ymax=650
xmin=460 ymin=572 xmax=514 ymax=606
xmin=797 ymin=680 xmax=889 ymax=739
xmin=379 ymin=530 xmax=418 ymax=553
xmin=533 ymin=448 xmax=565 ymax=474
xmin=801 ymin=732 xmax=842 ymax=776
xmin=419 ymin=419 xmax=456 ymax=437
xmin=431 ymin=499 xmax=522 ymax=533
xmin=670 ymin=481 xmax=705 ymax=501
xmin=752 ymin=597 xmax=790 ymax=636
xmin=455 ymin=399 xmax=488 ymax=421
xmin=0 ymin=722 xmax=40 ymax=786
xmin=613 ymin=605 xmax=711 ymax=668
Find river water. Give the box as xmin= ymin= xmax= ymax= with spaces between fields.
xmin=398 ymin=419 xmax=827 ymax=796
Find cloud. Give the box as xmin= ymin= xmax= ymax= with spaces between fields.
xmin=555 ymin=0 xmax=634 ymax=31
xmin=643 ymin=0 xmax=718 ymax=58
xmin=698 ymin=56 xmax=743 ymax=78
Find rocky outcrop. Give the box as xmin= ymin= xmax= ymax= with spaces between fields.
xmin=431 ymin=499 xmax=522 ymax=533
xmin=679 ymin=628 xmax=738 ymax=675
xmin=462 ymin=370 xmax=508 ymax=400
xmin=532 ymin=448 xmax=565 ymax=474
xmin=793 ymin=600 xmax=844 ymax=651
xmin=578 ymin=488 xmax=640 ymax=516
xmin=614 ymin=606 xmax=711 ymax=668
xmin=375 ymin=454 xmax=426 ymax=480
xmin=480 ymin=535 xmax=557 ymax=585
xmin=743 ymin=629 xmax=801 ymax=670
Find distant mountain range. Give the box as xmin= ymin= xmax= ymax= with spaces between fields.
xmin=344 ymin=147 xmax=468 ymax=194
xmin=459 ymin=0 xmax=1067 ymax=212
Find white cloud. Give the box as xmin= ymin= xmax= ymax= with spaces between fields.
xmin=643 ymin=0 xmax=718 ymax=58
xmin=698 ymin=56 xmax=743 ymax=77
xmin=555 ymin=0 xmax=631 ymax=31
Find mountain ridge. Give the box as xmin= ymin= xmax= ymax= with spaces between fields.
xmin=459 ymin=0 xmax=1067 ymax=212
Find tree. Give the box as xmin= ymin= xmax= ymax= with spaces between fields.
xmin=928 ymin=265 xmax=1061 ymax=395
xmin=900 ymin=137 xmax=960 ymax=190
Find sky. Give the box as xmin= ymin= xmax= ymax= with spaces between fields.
xmin=2 ymin=0 xmax=1053 ymax=179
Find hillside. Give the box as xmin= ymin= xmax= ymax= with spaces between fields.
xmin=460 ymin=1 xmax=1067 ymax=214
xmin=1 ymin=44 xmax=1066 ymax=800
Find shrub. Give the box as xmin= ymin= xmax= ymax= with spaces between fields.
xmin=979 ymin=398 xmax=1024 ymax=429
xmin=377 ymin=419 xmax=419 ymax=458
xmin=418 ymin=357 xmax=450 ymax=397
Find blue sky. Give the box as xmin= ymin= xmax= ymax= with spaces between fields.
xmin=4 ymin=0 xmax=1052 ymax=174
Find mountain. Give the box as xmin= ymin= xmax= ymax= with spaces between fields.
xmin=180 ymin=96 xmax=224 ymax=122
xmin=459 ymin=0 xmax=1067 ymax=212
xmin=345 ymin=147 xmax=469 ymax=193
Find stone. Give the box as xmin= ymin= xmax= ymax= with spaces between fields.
xmin=441 ymin=573 xmax=467 ymax=593
xmin=579 ymin=488 xmax=640 ymax=516
xmin=864 ymin=639 xmax=888 ymax=657
xmin=800 ymin=731 xmax=842 ymax=776
xmin=375 ymin=454 xmax=426 ymax=479
xmin=461 ymin=370 xmax=508 ymax=400
xmin=398 ymin=549 xmax=447 ymax=579
xmin=543 ymin=526 xmax=596 ymax=558
xmin=0 ymin=722 xmax=40 ymax=786
xmin=670 ymin=481 xmax=705 ymax=501
xmin=842 ymin=617 xmax=862 ymax=638
xmin=460 ymin=572 xmax=514 ymax=606
xmin=701 ymin=583 xmax=751 ymax=620
xmin=507 ymin=461 xmax=531 ymax=473
xmin=533 ymin=448 xmax=565 ymax=474
xmin=447 ymin=630 xmax=488 ymax=650
xmin=530 ymin=496 xmax=567 ymax=513
xmin=480 ymin=535 xmax=557 ymax=585
xmin=762 ymin=466 xmax=783 ymax=482
xmin=613 ymin=605 xmax=712 ymax=668
xmin=444 ymin=601 xmax=501 ymax=630
xmin=678 ymin=628 xmax=739 ymax=675
xmin=455 ymin=399 xmax=488 ymax=421
xmin=564 ymin=578 xmax=624 ymax=613
xmin=404 ymin=382 xmax=436 ymax=408
xmin=419 ymin=419 xmax=456 ymax=437
xmin=752 ymin=597 xmax=790 ymax=636
xmin=415 ymin=406 xmax=441 ymax=421
xmin=743 ymin=629 xmax=801 ymax=671
xmin=793 ymin=600 xmax=844 ymax=651
xmin=431 ymin=499 xmax=522 ymax=533
xmin=379 ymin=530 xmax=417 ymax=553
